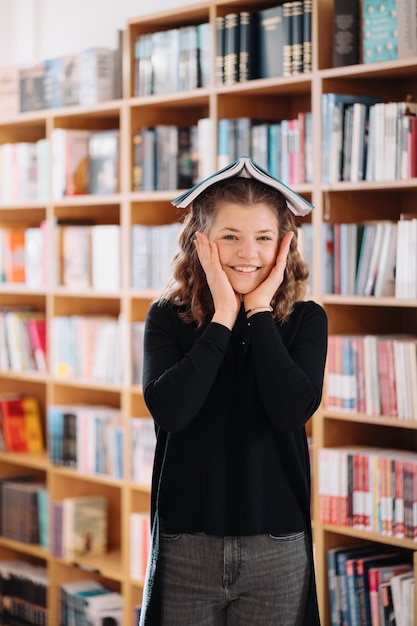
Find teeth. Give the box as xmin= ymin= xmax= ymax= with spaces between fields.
xmin=234 ymin=266 xmax=257 ymax=273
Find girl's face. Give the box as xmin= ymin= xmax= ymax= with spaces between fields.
xmin=208 ymin=202 xmax=280 ymax=294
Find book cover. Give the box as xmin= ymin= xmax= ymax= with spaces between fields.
xmin=171 ymin=156 xmax=314 ymax=217
xmin=62 ymin=495 xmax=107 ymax=560
xmin=0 ymin=395 xmax=32 ymax=452
xmin=21 ymin=395 xmax=44 ymax=452
xmin=178 ymin=25 xmax=199 ymax=92
xmin=62 ymin=53 xmax=80 ymax=106
xmin=19 ymin=65 xmax=44 ymax=113
xmin=42 ymin=56 xmax=64 ymax=109
xmin=3 ymin=228 xmax=26 ymax=283
xmin=333 ymin=0 xmax=360 ymax=67
xmin=0 ymin=65 xmax=20 ymax=119
xmin=151 ymin=28 xmax=180 ymax=95
xmin=87 ymin=129 xmax=119 ymax=195
xmin=258 ymin=5 xmax=283 ymax=78
xmin=130 ymin=417 xmax=156 ymax=487
xmin=90 ymin=224 xmax=120 ymax=292
xmin=78 ymin=47 xmax=114 ymax=105
xmin=197 ymin=22 xmax=212 ymax=88
xmin=60 ymin=224 xmax=91 ymax=289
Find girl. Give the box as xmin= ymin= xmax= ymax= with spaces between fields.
xmin=139 ymin=167 xmax=327 ymax=626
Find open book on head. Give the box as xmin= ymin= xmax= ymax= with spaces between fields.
xmin=171 ymin=156 xmax=314 ymax=217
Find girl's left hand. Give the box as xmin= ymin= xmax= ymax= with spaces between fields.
xmin=243 ymin=231 xmax=294 ymax=311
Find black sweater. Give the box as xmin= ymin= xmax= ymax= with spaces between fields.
xmin=143 ymin=299 xmax=328 ymax=538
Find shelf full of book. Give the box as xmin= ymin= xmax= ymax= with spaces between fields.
xmin=1 ymin=0 xmax=417 ymax=623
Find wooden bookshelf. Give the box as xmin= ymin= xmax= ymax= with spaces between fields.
xmin=0 ymin=0 xmax=417 ymax=623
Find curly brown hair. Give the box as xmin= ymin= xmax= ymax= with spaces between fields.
xmin=160 ymin=177 xmax=309 ymax=326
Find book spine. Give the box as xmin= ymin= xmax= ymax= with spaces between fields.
xmin=291 ymin=1 xmax=304 ymax=75
xmin=224 ymin=13 xmax=240 ymax=86
xmin=302 ymin=0 xmax=312 ymax=73
xmin=332 ymin=0 xmax=360 ymax=67
xmin=239 ymin=12 xmax=258 ymax=82
xmin=282 ymin=2 xmax=293 ymax=77
xmin=215 ymin=16 xmax=225 ymax=86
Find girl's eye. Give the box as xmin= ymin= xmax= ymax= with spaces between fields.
xmin=258 ymin=236 xmax=272 ymax=241
xmin=223 ymin=234 xmax=236 ymax=240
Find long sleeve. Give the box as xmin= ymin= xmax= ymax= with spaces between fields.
xmin=247 ymin=301 xmax=328 ymax=431
xmin=142 ymin=301 xmax=231 ymax=432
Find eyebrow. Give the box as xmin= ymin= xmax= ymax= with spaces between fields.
xmin=217 ymin=227 xmax=277 ymax=235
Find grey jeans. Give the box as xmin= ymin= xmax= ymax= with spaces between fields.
xmin=159 ymin=529 xmax=310 ymax=625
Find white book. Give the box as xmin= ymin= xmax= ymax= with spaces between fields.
xmin=24 ymin=227 xmax=43 ymax=288
xmin=91 ymin=224 xmax=120 ymax=292
xmin=131 ymin=416 xmax=157 ymax=488
xmin=374 ymin=222 xmax=397 ymax=297
xmin=197 ymin=117 xmax=215 ymax=180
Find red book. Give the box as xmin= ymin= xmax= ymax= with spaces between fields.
xmin=27 ymin=318 xmax=47 ymax=372
xmin=0 ymin=395 xmax=44 ymax=452
xmin=0 ymin=396 xmax=29 ymax=451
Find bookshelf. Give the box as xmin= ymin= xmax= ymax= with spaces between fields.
xmin=0 ymin=0 xmax=417 ymax=623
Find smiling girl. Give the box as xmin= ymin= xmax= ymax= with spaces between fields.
xmin=139 ymin=173 xmax=327 ymax=626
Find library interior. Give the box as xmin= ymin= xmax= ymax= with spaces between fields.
xmin=0 ymin=0 xmax=417 ymax=624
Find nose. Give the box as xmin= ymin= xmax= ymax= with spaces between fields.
xmin=237 ymin=238 xmax=257 ymax=259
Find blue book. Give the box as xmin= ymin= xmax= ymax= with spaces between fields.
xmin=335 ymin=545 xmax=375 ymax=626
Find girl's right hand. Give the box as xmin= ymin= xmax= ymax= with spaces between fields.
xmin=194 ymin=231 xmax=240 ymax=329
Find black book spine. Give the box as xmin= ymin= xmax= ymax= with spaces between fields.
xmin=258 ymin=6 xmax=284 ymax=78
xmin=282 ymin=2 xmax=293 ymax=77
xmin=215 ymin=16 xmax=225 ymax=86
xmin=332 ymin=0 xmax=360 ymax=67
xmin=224 ymin=13 xmax=240 ymax=86
xmin=239 ymin=11 xmax=259 ymax=82
xmin=303 ymin=0 xmax=312 ymax=73
xmin=291 ymin=1 xmax=304 ymax=75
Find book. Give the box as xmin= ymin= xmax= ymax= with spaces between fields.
xmin=178 ymin=25 xmax=199 ymax=91
xmin=78 ymin=47 xmax=114 ymax=105
xmin=19 ymin=65 xmax=44 ymax=112
xmin=224 ymin=13 xmax=240 ymax=86
xmin=302 ymin=0 xmax=312 ymax=73
xmin=291 ymin=1 xmax=304 ymax=75
xmin=51 ymin=128 xmax=91 ymax=199
xmin=62 ymin=495 xmax=107 ymax=560
xmin=130 ymin=417 xmax=157 ymax=487
xmin=215 ymin=16 xmax=225 ymax=86
xmin=42 ymin=56 xmax=64 ymax=109
xmin=90 ymin=224 xmax=120 ymax=291
xmin=62 ymin=53 xmax=80 ymax=106
xmin=239 ymin=11 xmax=259 ymax=82
xmin=0 ymin=394 xmax=44 ymax=452
xmin=332 ymin=0 xmax=360 ymax=67
xmin=151 ymin=28 xmax=180 ymax=95
xmin=59 ymin=224 xmax=91 ymax=289
xmin=362 ymin=0 xmax=417 ymax=64
xmin=369 ymin=563 xmax=412 ymax=626
xmin=0 ymin=65 xmax=20 ymax=119
xmin=87 ymin=129 xmax=119 ymax=195
xmin=258 ymin=6 xmax=284 ymax=78
xmin=282 ymin=2 xmax=293 ymax=76
xmin=197 ymin=22 xmax=212 ymax=88
xmin=390 ymin=571 xmax=414 ymax=626
xmin=171 ymin=156 xmax=314 ymax=216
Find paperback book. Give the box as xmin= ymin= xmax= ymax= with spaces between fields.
xmin=171 ymin=156 xmax=314 ymax=216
